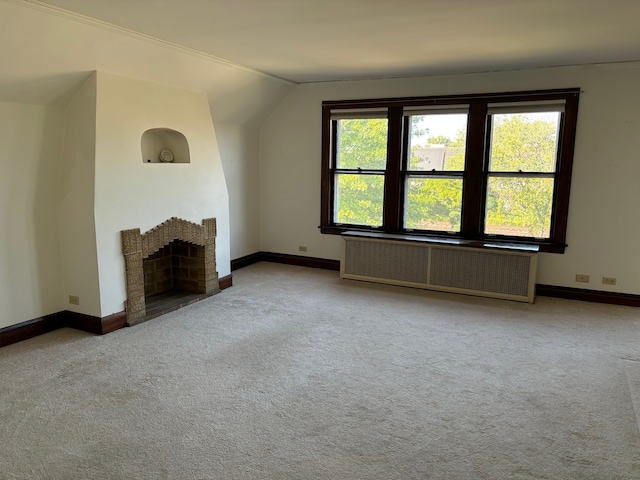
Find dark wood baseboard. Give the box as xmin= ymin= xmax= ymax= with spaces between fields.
xmin=536 ymin=284 xmax=640 ymax=307
xmin=0 ymin=312 xmax=66 ymax=349
xmin=65 ymin=311 xmax=104 ymax=335
xmin=65 ymin=310 xmax=128 ymax=335
xmin=231 ymin=252 xmax=263 ymax=271
xmin=219 ymin=274 xmax=233 ymax=290
xmin=1 ymin=310 xmax=128 ymax=349
xmin=261 ymin=252 xmax=340 ymax=271
xmin=101 ymin=311 xmax=128 ymax=334
xmin=233 ymin=251 xmax=340 ymax=271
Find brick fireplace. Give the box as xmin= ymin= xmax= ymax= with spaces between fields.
xmin=121 ymin=217 xmax=219 ymax=326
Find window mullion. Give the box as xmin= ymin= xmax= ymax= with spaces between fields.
xmin=320 ymin=106 xmax=333 ymax=228
xmin=460 ymin=102 xmax=488 ymax=238
xmin=488 ymin=172 xmax=556 ymax=178
xmin=383 ymin=106 xmax=403 ymax=232
xmin=552 ymin=94 xmax=579 ymax=245
xmin=335 ymin=169 xmax=386 ymax=175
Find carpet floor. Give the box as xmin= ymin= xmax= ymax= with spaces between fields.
xmin=1 ymin=262 xmax=640 ymax=479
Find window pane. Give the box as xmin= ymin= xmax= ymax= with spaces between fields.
xmin=489 ymin=112 xmax=560 ymax=172
xmin=485 ymin=177 xmax=554 ymax=238
xmin=408 ymin=114 xmax=467 ymax=171
xmin=404 ymin=177 xmax=463 ymax=232
xmin=335 ymin=173 xmax=384 ymax=226
xmin=337 ymin=118 xmax=388 ymax=170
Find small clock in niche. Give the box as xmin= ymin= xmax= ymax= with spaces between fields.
xmin=141 ymin=128 xmax=190 ymax=164
xmin=159 ymin=149 xmax=174 ymax=163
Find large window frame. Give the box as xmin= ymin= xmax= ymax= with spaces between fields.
xmin=320 ymin=89 xmax=580 ymax=253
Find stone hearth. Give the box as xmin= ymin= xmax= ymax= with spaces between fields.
xmin=122 ymin=217 xmax=219 ymax=326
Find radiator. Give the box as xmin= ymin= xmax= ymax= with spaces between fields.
xmin=341 ymin=234 xmax=538 ymax=303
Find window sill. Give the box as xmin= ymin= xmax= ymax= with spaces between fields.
xmin=320 ymin=226 xmax=565 ymax=253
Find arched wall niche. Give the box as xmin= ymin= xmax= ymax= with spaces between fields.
xmin=141 ymin=128 xmax=190 ymax=163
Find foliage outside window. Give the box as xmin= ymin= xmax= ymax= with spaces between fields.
xmin=404 ymin=112 xmax=467 ymax=233
xmin=320 ymin=89 xmax=580 ymax=253
xmin=334 ymin=118 xmax=388 ymax=226
xmin=485 ymin=112 xmax=560 ymax=238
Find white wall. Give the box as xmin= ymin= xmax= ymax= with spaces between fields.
xmin=260 ymin=62 xmax=640 ymax=295
xmin=216 ymin=124 xmax=261 ymax=260
xmin=93 ymin=71 xmax=230 ymax=317
xmin=0 ymin=101 xmax=65 ymax=328
xmin=59 ymin=73 xmax=102 ymax=317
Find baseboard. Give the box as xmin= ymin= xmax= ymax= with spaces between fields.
xmin=65 ymin=311 xmax=128 ymax=335
xmin=101 ymin=311 xmax=128 ymax=334
xmin=261 ymin=252 xmax=340 ymax=271
xmin=1 ymin=310 xmax=128 ymax=349
xmin=536 ymin=284 xmax=640 ymax=307
xmin=237 ymin=251 xmax=340 ymax=271
xmin=65 ymin=311 xmax=105 ymax=335
xmin=0 ymin=312 xmax=66 ymax=349
xmin=219 ymin=274 xmax=233 ymax=290
xmin=231 ymin=252 xmax=263 ymax=271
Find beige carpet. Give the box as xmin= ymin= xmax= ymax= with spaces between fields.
xmin=1 ymin=262 xmax=640 ymax=479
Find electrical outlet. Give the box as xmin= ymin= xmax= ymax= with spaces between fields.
xmin=68 ymin=295 xmax=80 ymax=305
xmin=602 ymin=276 xmax=617 ymax=286
xmin=575 ymin=274 xmax=590 ymax=283
xmin=298 ymin=246 xmax=308 ymax=252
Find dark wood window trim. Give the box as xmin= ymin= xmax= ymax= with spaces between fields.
xmin=320 ymin=88 xmax=580 ymax=254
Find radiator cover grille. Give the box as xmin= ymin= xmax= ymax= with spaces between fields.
xmin=430 ymin=247 xmax=531 ymax=297
xmin=345 ymin=239 xmax=429 ymax=284
xmin=341 ymin=236 xmax=537 ymax=302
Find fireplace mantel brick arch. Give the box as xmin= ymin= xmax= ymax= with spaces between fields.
xmin=121 ymin=217 xmax=219 ymax=322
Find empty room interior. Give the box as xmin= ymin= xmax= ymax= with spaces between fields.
xmin=2 ymin=0 xmax=640 ymax=478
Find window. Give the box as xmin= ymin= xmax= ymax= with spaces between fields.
xmin=403 ymin=109 xmax=468 ymax=233
xmin=320 ymin=89 xmax=580 ymax=253
xmin=334 ymin=114 xmax=388 ymax=226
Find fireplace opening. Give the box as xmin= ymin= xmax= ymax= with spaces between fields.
xmin=144 ymin=240 xmax=204 ymax=296
xmin=143 ymin=240 xmax=208 ymax=318
xmin=122 ymin=217 xmax=219 ymax=326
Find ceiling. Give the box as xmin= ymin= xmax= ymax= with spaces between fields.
xmin=31 ymin=0 xmax=640 ymax=83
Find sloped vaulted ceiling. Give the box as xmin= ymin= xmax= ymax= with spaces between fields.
xmin=22 ymin=0 xmax=640 ymax=82
xmin=0 ymin=0 xmax=293 ymax=125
